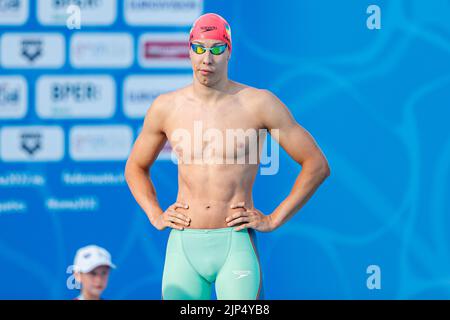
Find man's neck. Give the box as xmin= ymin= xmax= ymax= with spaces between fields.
xmin=192 ymin=77 xmax=232 ymax=105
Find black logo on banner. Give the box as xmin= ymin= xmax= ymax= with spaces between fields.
xmin=21 ymin=132 xmax=42 ymax=156
xmin=0 ymin=0 xmax=20 ymax=11
xmin=21 ymin=39 xmax=43 ymax=63
xmin=53 ymin=0 xmax=101 ymax=10
xmin=51 ymin=83 xmax=99 ymax=102
xmin=0 ymin=85 xmax=19 ymax=105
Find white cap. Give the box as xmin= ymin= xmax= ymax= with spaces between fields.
xmin=73 ymin=245 xmax=116 ymax=273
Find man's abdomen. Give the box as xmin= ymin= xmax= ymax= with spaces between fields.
xmin=176 ymin=164 xmax=257 ymax=229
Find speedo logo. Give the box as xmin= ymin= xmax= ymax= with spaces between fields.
xmin=200 ymin=26 xmax=217 ymax=32
xmin=232 ymin=270 xmax=251 ymax=279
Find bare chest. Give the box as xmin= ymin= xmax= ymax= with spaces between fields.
xmin=165 ymin=100 xmax=264 ymax=164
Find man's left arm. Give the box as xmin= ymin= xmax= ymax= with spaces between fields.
xmin=258 ymin=89 xmax=331 ymax=230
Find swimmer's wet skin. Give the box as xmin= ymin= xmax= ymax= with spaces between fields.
xmin=162 ymin=227 xmax=264 ymax=300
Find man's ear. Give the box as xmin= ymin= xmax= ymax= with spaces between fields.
xmin=74 ymin=272 xmax=82 ymax=283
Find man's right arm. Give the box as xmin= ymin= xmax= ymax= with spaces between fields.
xmin=124 ymin=94 xmax=170 ymax=225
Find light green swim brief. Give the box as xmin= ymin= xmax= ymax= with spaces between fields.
xmin=162 ymin=226 xmax=264 ymax=300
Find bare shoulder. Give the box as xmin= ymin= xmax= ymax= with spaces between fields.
xmin=144 ymin=85 xmax=190 ymax=125
xmin=233 ymin=83 xmax=279 ymax=109
xmin=233 ymin=82 xmax=299 ymax=130
xmin=141 ymin=90 xmax=177 ymax=135
xmin=150 ymin=83 xmax=193 ymax=108
xmin=147 ymin=90 xmax=174 ymax=115
xmin=233 ymin=83 xmax=289 ymax=126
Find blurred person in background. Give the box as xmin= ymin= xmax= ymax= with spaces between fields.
xmin=72 ymin=245 xmax=116 ymax=300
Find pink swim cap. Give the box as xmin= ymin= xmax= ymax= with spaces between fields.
xmin=189 ymin=13 xmax=232 ymax=54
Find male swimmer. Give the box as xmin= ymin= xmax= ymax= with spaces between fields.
xmin=125 ymin=13 xmax=330 ymax=300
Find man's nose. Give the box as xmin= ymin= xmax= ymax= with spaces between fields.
xmin=202 ymin=50 xmax=213 ymax=64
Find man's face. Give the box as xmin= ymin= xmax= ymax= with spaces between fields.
xmin=189 ymin=39 xmax=230 ymax=87
xmin=75 ymin=265 xmax=110 ymax=298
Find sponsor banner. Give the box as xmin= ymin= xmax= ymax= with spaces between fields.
xmin=0 ymin=0 xmax=29 ymax=25
xmin=69 ymin=125 xmax=133 ymax=161
xmin=123 ymin=74 xmax=192 ymax=118
xmin=70 ymin=33 xmax=134 ymax=68
xmin=0 ymin=33 xmax=65 ymax=68
xmin=0 ymin=76 xmax=27 ymax=119
xmin=0 ymin=126 xmax=64 ymax=162
xmin=124 ymin=0 xmax=202 ymax=26
xmin=139 ymin=33 xmax=190 ymax=68
xmin=36 ymin=75 xmax=116 ymax=119
xmin=37 ymin=0 xmax=117 ymax=26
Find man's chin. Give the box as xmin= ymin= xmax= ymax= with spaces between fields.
xmin=200 ymin=78 xmax=216 ymax=87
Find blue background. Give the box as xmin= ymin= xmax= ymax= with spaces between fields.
xmin=1 ymin=0 xmax=450 ymax=299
